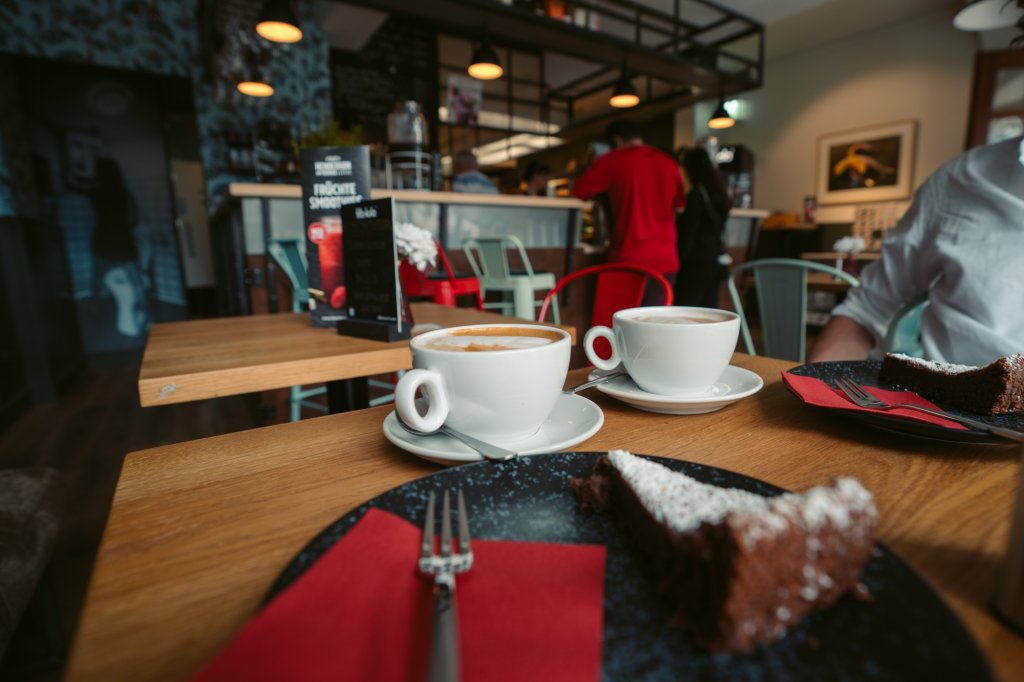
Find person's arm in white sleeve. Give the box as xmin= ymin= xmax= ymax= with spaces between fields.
xmin=808 ymin=177 xmax=938 ymax=362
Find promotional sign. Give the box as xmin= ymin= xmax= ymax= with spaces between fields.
xmin=338 ymin=197 xmax=410 ymax=341
xmin=299 ymin=145 xmax=371 ymax=328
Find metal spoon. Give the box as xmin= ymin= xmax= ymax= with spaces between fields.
xmin=394 ymin=411 xmax=518 ymax=462
xmin=563 ymin=369 xmax=628 ymax=394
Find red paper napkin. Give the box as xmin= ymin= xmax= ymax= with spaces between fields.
xmin=781 ymin=372 xmax=968 ymax=430
xmin=191 ymin=507 xmax=606 ymax=682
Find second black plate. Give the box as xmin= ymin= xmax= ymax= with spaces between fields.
xmin=788 ymin=360 xmax=1024 ymax=445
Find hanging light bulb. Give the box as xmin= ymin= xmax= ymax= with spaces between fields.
xmin=708 ymin=101 xmax=734 ymax=129
xmin=953 ymin=0 xmax=1023 ymax=31
xmin=609 ymin=73 xmax=639 ymax=108
xmin=468 ymin=33 xmax=503 ymax=80
xmin=256 ymin=0 xmax=303 ymax=43
xmin=237 ymin=80 xmax=274 ymax=97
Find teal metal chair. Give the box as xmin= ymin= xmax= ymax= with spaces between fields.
xmin=462 ymin=235 xmax=560 ymax=323
xmin=269 ymin=239 xmax=399 ymax=414
xmin=882 ymin=292 xmax=929 ymax=357
xmin=268 ymin=239 xmax=330 ymax=421
xmin=727 ymin=258 xmax=859 ymax=363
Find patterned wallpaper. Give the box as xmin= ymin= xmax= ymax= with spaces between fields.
xmin=0 ymin=0 xmax=332 ymax=217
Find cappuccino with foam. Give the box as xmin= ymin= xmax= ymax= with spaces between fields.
xmin=421 ymin=326 xmax=562 ymax=352
xmin=395 ymin=323 xmax=571 ymax=444
xmin=632 ymin=313 xmax=728 ymax=325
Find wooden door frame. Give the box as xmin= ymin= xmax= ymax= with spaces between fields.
xmin=966 ymin=49 xmax=1024 ymax=149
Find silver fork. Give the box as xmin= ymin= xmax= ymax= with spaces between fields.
xmin=834 ymin=378 xmax=1024 ymax=442
xmin=419 ymin=490 xmax=474 ymax=682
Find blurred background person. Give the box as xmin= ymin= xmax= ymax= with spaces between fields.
xmin=674 ymin=146 xmax=731 ymax=308
xmin=572 ymin=119 xmax=684 ymax=305
xmin=522 ymin=161 xmax=550 ymax=196
xmin=90 ymin=156 xmax=149 ymax=337
xmin=451 ymin=149 xmax=499 ymax=194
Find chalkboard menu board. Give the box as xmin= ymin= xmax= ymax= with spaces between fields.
xmin=299 ymin=145 xmax=371 ymax=328
xmin=339 ymin=198 xmax=409 ymax=340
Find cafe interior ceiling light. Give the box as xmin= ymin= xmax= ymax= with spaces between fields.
xmin=707 ymin=101 xmax=735 ymax=129
xmin=468 ymin=34 xmax=503 ymax=80
xmin=609 ymin=73 xmax=640 ymax=108
xmin=237 ymin=80 xmax=275 ymax=97
xmin=953 ymin=0 xmax=1024 ymax=30
xmin=256 ymin=0 xmax=303 ymax=43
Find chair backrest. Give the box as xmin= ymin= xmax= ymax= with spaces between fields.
xmin=882 ymin=291 xmax=930 ymax=357
xmin=399 ymin=239 xmax=460 ymax=295
xmin=268 ymin=239 xmax=310 ymax=313
xmin=727 ymin=258 xmax=859 ymax=363
xmin=434 ymin=239 xmax=460 ymax=281
xmin=537 ymin=263 xmax=673 ymax=325
xmin=463 ymin=235 xmax=536 ymax=280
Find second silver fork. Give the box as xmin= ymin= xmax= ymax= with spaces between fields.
xmin=419 ymin=490 xmax=473 ymax=682
xmin=835 ymin=377 xmax=1024 ymax=442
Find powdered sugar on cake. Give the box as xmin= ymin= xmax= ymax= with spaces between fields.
xmin=888 ymin=353 xmax=977 ymax=374
xmin=605 ymin=450 xmax=877 ymax=550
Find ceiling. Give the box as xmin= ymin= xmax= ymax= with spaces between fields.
xmin=317 ymin=0 xmax=982 ymax=165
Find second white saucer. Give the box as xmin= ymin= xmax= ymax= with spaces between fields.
xmin=383 ymin=393 xmax=604 ymax=465
xmin=591 ymin=365 xmax=764 ymax=415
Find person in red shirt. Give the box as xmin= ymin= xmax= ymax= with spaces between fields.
xmin=572 ymin=119 xmax=685 ymax=305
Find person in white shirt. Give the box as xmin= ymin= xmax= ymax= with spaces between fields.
xmin=808 ymin=135 xmax=1024 ymax=366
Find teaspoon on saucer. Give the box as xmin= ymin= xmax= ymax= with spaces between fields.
xmin=394 ymin=411 xmax=518 ymax=462
xmin=563 ymin=370 xmax=628 ymax=394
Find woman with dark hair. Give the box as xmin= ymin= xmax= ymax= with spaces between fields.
xmin=90 ymin=156 xmax=148 ymax=337
xmin=673 ymin=146 xmax=731 ymax=308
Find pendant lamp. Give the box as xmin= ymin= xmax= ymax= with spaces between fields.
xmin=468 ymin=31 xmax=503 ymax=80
xmin=237 ymin=79 xmax=274 ymax=97
xmin=256 ymin=0 xmax=303 ymax=43
xmin=609 ymin=72 xmax=640 ymax=108
xmin=707 ymin=101 xmax=734 ymax=129
xmin=953 ymin=0 xmax=1023 ymax=31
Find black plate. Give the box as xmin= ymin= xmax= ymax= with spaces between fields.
xmin=788 ymin=360 xmax=1024 ymax=445
xmin=267 ymin=452 xmax=992 ymax=681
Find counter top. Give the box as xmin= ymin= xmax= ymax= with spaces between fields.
xmin=227 ymin=182 xmax=589 ymax=209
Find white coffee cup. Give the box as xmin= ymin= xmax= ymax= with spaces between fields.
xmin=584 ymin=306 xmax=740 ymax=396
xmin=395 ymin=324 xmax=571 ymax=443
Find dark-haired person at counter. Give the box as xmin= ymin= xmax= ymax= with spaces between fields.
xmin=451 ymin=149 xmax=499 ymax=194
xmin=522 ymin=161 xmax=550 ymax=196
xmin=674 ymin=146 xmax=731 ymax=309
xmin=808 ymin=135 xmax=1024 ymax=366
xmin=571 ymin=120 xmax=685 ymax=305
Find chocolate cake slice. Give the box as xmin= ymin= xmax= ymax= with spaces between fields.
xmin=879 ymin=352 xmax=1024 ymax=415
xmin=571 ymin=450 xmax=877 ymax=653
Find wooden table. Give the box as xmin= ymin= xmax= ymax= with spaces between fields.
xmin=137 ymin=302 xmax=575 ymax=409
xmin=68 ymin=355 xmax=1024 ymax=681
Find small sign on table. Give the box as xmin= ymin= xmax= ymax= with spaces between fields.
xmin=337 ymin=198 xmax=411 ymax=342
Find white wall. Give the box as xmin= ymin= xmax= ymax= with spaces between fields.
xmin=694 ymin=8 xmax=979 ymax=222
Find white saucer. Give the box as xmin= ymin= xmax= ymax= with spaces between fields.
xmin=383 ymin=393 xmax=604 ymax=465
xmin=590 ymin=365 xmax=764 ymax=415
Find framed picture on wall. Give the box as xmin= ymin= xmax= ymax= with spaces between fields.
xmin=815 ymin=120 xmax=917 ymax=204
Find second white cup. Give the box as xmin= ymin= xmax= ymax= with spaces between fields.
xmin=584 ymin=306 xmax=740 ymax=396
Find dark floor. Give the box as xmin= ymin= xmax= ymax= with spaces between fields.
xmin=0 ymin=351 xmax=270 ymax=681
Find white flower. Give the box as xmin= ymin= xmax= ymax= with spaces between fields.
xmin=394 ymin=222 xmax=438 ymax=272
xmin=833 ymin=236 xmax=866 ymax=254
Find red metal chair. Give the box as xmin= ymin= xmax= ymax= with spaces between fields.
xmin=537 ymin=263 xmax=673 ymax=359
xmin=399 ymin=240 xmax=484 ymax=310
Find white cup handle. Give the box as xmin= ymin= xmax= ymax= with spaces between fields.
xmin=584 ymin=325 xmax=620 ymax=371
xmin=395 ymin=368 xmax=449 ymax=433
